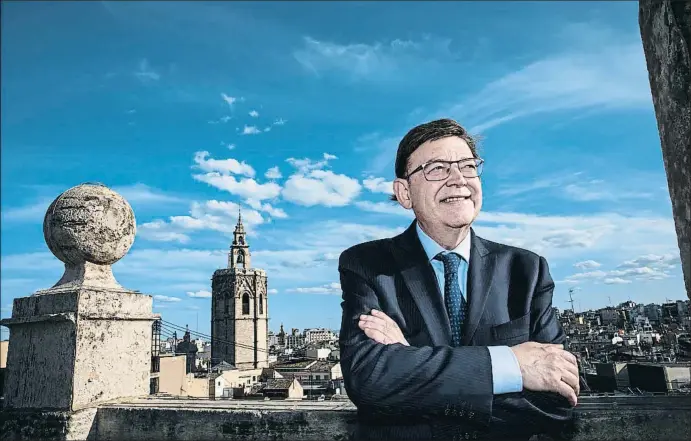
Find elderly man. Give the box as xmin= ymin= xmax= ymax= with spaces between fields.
xmin=338 ymin=119 xmax=579 ymax=441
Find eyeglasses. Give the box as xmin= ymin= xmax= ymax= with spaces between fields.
xmin=405 ymin=158 xmax=484 ymax=181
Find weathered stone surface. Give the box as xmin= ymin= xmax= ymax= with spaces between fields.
xmin=0 ymin=183 xmax=156 ymax=413
xmin=2 ymin=396 xmax=690 ymax=441
xmin=42 ymin=183 xmax=136 ymax=291
xmin=639 ymin=0 xmax=691 ymax=300
xmin=0 ymin=407 xmax=97 ymax=441
xmin=1 ymin=289 xmax=155 ymax=411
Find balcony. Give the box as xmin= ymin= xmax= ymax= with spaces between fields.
xmin=1 ymin=394 xmax=689 ymax=441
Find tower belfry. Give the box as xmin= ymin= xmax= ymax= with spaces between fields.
xmin=211 ymin=210 xmax=269 ymax=370
xmin=228 ymin=208 xmax=250 ymax=269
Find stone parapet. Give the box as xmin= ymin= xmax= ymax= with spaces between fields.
xmin=2 ymin=396 xmax=689 ymax=441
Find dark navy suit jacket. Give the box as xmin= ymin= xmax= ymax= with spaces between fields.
xmin=338 ymin=220 xmax=574 ymax=440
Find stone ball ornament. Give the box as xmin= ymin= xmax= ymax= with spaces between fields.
xmin=43 ymin=183 xmax=136 ymax=266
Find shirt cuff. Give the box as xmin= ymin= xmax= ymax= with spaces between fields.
xmin=488 ymin=345 xmax=523 ymax=394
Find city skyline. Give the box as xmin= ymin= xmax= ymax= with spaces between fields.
xmin=2 ymin=1 xmax=688 ymax=340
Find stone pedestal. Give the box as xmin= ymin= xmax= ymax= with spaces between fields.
xmin=0 ymin=184 xmax=158 ymax=440
xmin=1 ymin=286 xmax=155 ymax=411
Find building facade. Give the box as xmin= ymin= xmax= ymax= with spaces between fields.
xmin=211 ymin=212 xmax=269 ymax=370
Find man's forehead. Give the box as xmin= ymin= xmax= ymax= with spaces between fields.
xmin=412 ymin=137 xmax=472 ymax=159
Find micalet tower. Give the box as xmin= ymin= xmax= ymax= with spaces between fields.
xmin=211 ymin=210 xmax=269 ymax=370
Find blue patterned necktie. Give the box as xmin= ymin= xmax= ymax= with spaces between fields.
xmin=435 ymin=252 xmax=467 ymax=346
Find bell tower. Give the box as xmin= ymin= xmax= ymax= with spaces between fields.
xmin=229 ymin=209 xmax=250 ymax=269
xmin=211 ymin=209 xmax=269 ymax=370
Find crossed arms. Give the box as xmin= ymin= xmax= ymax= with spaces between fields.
xmin=338 ymin=253 xmax=578 ymax=437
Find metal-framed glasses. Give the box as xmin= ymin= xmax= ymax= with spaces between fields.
xmin=406 ymin=158 xmax=484 ymax=181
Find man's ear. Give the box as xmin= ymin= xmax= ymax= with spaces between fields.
xmin=393 ymin=178 xmax=412 ymax=209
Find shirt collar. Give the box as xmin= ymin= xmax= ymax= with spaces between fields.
xmin=415 ymin=221 xmax=471 ymax=263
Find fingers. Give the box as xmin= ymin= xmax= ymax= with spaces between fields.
xmin=554 ymin=379 xmax=578 ymax=407
xmin=362 ymin=327 xmax=390 ymax=344
xmin=359 ymin=311 xmax=407 ymax=346
xmin=562 ymin=356 xmax=579 ymax=379
xmin=359 ymin=315 xmax=393 ymax=341
xmin=558 ymin=349 xmax=578 ymax=367
xmin=560 ymin=369 xmax=580 ymax=397
xmin=371 ymin=309 xmax=396 ymax=325
xmin=359 ymin=315 xmax=387 ymax=332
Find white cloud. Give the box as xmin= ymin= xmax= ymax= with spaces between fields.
xmin=242 ymin=125 xmax=261 ymax=135
xmin=114 ymin=183 xmax=185 ymax=205
xmin=193 ymin=151 xmax=255 ymax=177
xmin=154 ymin=295 xmax=182 ymax=303
xmin=604 ymin=278 xmax=632 ymax=285
xmin=564 ymin=253 xmax=678 ymax=285
xmin=355 ymin=133 xmax=402 ymax=175
xmin=574 ymin=260 xmax=602 ymax=270
xmin=495 ymin=172 xmax=660 ymax=204
xmin=191 ymin=152 xmax=281 ymax=201
xmin=362 ymin=176 xmax=392 ymax=194
xmin=137 ymin=220 xmax=192 ymax=243
xmin=562 ymin=183 xmax=652 ymax=202
xmin=287 ymin=282 xmax=341 ymax=295
xmin=209 ymin=115 xmax=233 ymax=124
xmin=187 ymin=290 xmax=212 ymax=298
xmin=350 ymin=204 xmax=678 ymax=266
xmin=221 ymin=93 xmax=236 ymax=107
xmin=1 ymin=248 xmax=229 ymax=309
xmin=355 ymin=201 xmax=414 ymax=217
xmin=2 ymin=184 xmax=184 ymax=224
xmin=283 ymin=170 xmax=361 ymax=207
xmin=138 ymin=200 xmax=265 ymax=242
xmin=617 ymin=253 xmax=679 ymax=270
xmin=2 ymin=197 xmax=53 ymax=222
xmin=433 ymin=27 xmax=650 ymax=133
xmin=273 ymin=118 xmax=286 ymax=126
xmin=285 ymin=152 xmax=337 ymax=174
xmin=279 ymin=220 xmax=405 ymax=251
xmin=293 ymin=35 xmax=452 ymax=80
xmin=134 ymin=59 xmax=160 ymax=81
xmin=265 ymin=166 xmax=282 ymax=180
xmin=245 ymin=198 xmax=288 ymax=219
xmin=193 ymin=173 xmax=281 ymax=200
xmin=249 ymin=110 xmax=259 ymax=117
xmin=472 ymin=211 xmax=677 ymax=262
xmin=0 ymin=218 xmax=406 ymax=311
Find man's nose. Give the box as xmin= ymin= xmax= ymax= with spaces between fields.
xmin=446 ymin=163 xmax=467 ymax=185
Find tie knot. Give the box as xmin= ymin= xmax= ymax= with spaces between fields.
xmin=435 ymin=252 xmax=463 ymax=271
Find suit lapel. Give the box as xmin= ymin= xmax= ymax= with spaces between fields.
xmin=463 ymin=229 xmax=496 ymax=345
xmin=391 ymin=221 xmax=451 ymax=346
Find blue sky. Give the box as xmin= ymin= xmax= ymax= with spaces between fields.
xmin=1 ymin=1 xmax=686 ymax=340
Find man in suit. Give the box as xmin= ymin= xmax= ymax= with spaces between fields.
xmin=338 ymin=119 xmax=580 ymax=440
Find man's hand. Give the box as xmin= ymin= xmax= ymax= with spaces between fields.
xmin=358 ymin=309 xmax=410 ymax=346
xmin=510 ymin=342 xmax=580 ymax=406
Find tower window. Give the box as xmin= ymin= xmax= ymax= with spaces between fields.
xmin=259 ymin=295 xmax=264 ymax=315
xmin=237 ymin=250 xmax=245 ymax=268
xmin=242 ymin=293 xmax=250 ymax=315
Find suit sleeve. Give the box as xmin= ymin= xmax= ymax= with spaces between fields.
xmin=338 ymin=250 xmax=495 ymax=427
xmin=488 ymin=256 xmax=575 ymax=439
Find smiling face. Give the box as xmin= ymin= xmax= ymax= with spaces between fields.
xmin=394 ymin=136 xmax=483 ymax=237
